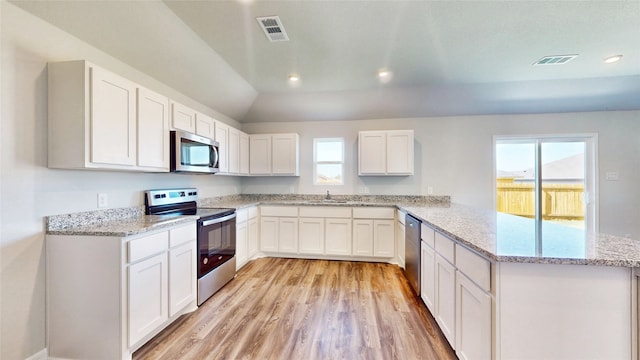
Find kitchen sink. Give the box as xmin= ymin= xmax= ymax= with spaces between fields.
xmin=306 ymin=199 xmax=349 ymax=204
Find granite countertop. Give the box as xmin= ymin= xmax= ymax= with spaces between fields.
xmin=46 ymin=206 xmax=199 ymax=237
xmin=401 ymin=203 xmax=640 ymax=267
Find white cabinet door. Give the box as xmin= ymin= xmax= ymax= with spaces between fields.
xmin=236 ymin=221 xmax=248 ymax=270
xmin=215 ymin=121 xmax=229 ymax=173
xmin=137 ymin=87 xmax=169 ymax=171
xmin=325 ymin=218 xmax=352 ymax=256
xmin=358 ymin=131 xmax=386 ymax=175
xmin=386 ymin=130 xmax=414 ymax=175
xmin=90 ymin=67 xmax=137 ymax=166
xmin=396 ymin=219 xmax=406 ymax=266
xmin=195 ymin=112 xmax=215 ymax=140
xmin=421 ymin=241 xmax=436 ymax=313
xmin=239 ymin=132 xmax=250 ymax=175
xmin=373 ymin=220 xmax=395 ymax=258
xmin=272 ymin=134 xmax=299 ymax=175
xmin=352 ymin=219 xmax=374 ymax=256
xmin=299 ymin=218 xmax=324 ymax=254
xmin=260 ymin=217 xmax=278 ymax=252
xmin=455 ymin=272 xmax=491 ymax=360
xmin=168 ymin=241 xmax=196 ymax=317
xmin=228 ymin=127 xmax=240 ymax=174
xmin=171 ymin=101 xmax=196 ymax=133
xmin=250 ymin=134 xmax=272 ymax=175
xmin=247 ymin=217 xmax=258 ymax=257
xmin=128 ymin=253 xmax=168 ymax=346
xmin=435 ymin=253 xmax=456 ymax=347
xmin=278 ymin=217 xmax=298 ymax=253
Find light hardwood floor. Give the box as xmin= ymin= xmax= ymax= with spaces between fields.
xmin=134 ymin=258 xmax=457 ymax=360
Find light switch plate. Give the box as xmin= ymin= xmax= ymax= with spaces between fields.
xmin=605 ymin=172 xmax=619 ymax=181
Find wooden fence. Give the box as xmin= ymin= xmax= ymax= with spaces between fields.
xmin=496 ymin=178 xmax=584 ymax=220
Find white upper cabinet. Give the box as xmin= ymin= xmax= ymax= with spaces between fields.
xmin=249 ymin=135 xmax=271 ymax=175
xmin=170 ymin=101 xmax=196 ymax=133
xmin=358 ymin=130 xmax=414 ymax=175
xmin=249 ymin=133 xmax=299 ymax=176
xmin=239 ymin=131 xmax=250 ymax=175
xmin=227 ymin=127 xmax=249 ymax=176
xmin=90 ymin=67 xmax=137 ymax=166
xmin=48 ymin=60 xmax=167 ymax=172
xmin=195 ymin=112 xmax=215 ymax=140
xmin=137 ymin=87 xmax=170 ymax=171
xmin=215 ymin=121 xmax=229 ymax=173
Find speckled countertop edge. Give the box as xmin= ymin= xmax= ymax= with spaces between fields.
xmin=400 ymin=204 xmax=640 ymax=268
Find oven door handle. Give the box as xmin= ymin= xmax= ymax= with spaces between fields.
xmin=201 ymin=213 xmax=236 ymax=226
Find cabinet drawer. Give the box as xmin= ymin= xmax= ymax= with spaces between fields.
xmin=434 ymin=232 xmax=455 ymax=264
xmin=397 ymin=210 xmax=406 ymax=225
xmin=421 ymin=223 xmax=435 ymax=248
xmin=299 ymin=206 xmax=351 ymax=218
xmin=353 ymin=207 xmax=395 ymax=219
xmin=260 ymin=206 xmax=298 ymax=217
xmin=455 ymin=244 xmax=491 ymax=292
xmin=236 ymin=208 xmax=248 ymax=223
xmin=169 ymin=223 xmax=196 ymax=248
xmin=128 ymin=232 xmax=169 ymax=263
xmin=247 ymin=206 xmax=258 ymax=219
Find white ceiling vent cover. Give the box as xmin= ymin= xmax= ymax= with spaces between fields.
xmin=533 ymin=54 xmax=578 ymax=66
xmin=256 ymin=16 xmax=289 ymax=42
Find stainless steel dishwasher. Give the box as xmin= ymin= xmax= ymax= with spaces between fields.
xmin=405 ymin=214 xmax=421 ymax=296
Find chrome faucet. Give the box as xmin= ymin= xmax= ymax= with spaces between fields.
xmin=325 ymin=190 xmax=331 ymax=200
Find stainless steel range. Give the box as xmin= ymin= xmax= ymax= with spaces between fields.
xmin=145 ymin=188 xmax=236 ymax=305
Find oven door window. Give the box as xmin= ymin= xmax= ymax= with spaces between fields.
xmin=198 ymin=218 xmax=236 ymax=277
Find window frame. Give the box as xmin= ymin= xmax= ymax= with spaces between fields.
xmin=313 ymin=137 xmax=345 ymax=186
xmin=493 ymin=133 xmax=598 ymax=234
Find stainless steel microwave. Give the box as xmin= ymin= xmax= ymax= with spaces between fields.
xmin=170 ymin=130 xmax=220 ymax=174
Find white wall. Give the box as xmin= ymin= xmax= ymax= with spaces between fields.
xmin=0 ymin=3 xmax=241 ymax=359
xmin=242 ymin=111 xmax=640 ymax=238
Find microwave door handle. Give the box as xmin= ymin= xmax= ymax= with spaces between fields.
xmin=211 ymin=145 xmax=219 ymax=168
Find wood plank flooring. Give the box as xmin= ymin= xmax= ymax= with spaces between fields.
xmin=133 ymin=258 xmax=457 ymax=360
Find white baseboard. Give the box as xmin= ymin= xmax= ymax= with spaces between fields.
xmin=25 ymin=348 xmax=47 ymax=360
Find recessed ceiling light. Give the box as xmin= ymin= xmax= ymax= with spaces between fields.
xmin=377 ymin=69 xmax=393 ymax=83
xmin=604 ymin=55 xmax=623 ymax=64
xmin=288 ymin=74 xmax=300 ymax=82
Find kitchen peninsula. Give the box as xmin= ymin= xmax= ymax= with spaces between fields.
xmin=46 ymin=195 xmax=639 ymax=360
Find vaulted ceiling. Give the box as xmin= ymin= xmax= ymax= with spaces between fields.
xmin=12 ymin=0 xmax=640 ymax=123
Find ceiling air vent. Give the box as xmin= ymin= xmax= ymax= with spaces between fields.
xmin=533 ymin=54 xmax=578 ymax=66
xmin=256 ymin=16 xmax=289 ymax=42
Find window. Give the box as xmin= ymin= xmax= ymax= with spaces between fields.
xmin=494 ymin=135 xmax=597 ymax=233
xmin=314 ymin=138 xmax=344 ymax=185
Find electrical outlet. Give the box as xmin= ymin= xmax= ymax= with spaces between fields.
xmin=427 ymin=186 xmax=434 ymax=195
xmin=289 ymin=185 xmax=295 ymax=194
xmin=605 ymin=171 xmax=619 ymax=181
xmin=97 ymin=193 xmax=108 ymax=208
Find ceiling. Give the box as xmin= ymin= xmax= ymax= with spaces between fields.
xmin=11 ymin=0 xmax=640 ymax=123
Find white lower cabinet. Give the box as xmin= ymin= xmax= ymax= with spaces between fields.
xmin=247 ymin=216 xmax=258 ymax=257
xmin=325 ymin=218 xmax=352 ymax=255
xmin=128 ymin=252 xmax=168 ymax=346
xmin=434 ymin=253 xmax=457 ymax=346
xmin=236 ymin=220 xmax=248 ymax=268
xmin=352 ymin=207 xmax=395 ymax=258
xmin=260 ymin=206 xmax=299 ymax=253
xmin=278 ymin=218 xmax=299 ymax=253
xmin=237 ymin=206 xmax=258 ymax=267
xmin=299 ymin=218 xmax=325 ymax=254
xmin=455 ymin=271 xmax=491 ymax=360
xmin=396 ymin=210 xmax=406 ymax=267
xmin=421 ymin=240 xmax=436 ymax=313
xmin=47 ymin=222 xmax=197 ymax=360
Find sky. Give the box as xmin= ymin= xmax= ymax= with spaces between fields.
xmin=496 ymin=141 xmax=585 ymax=172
